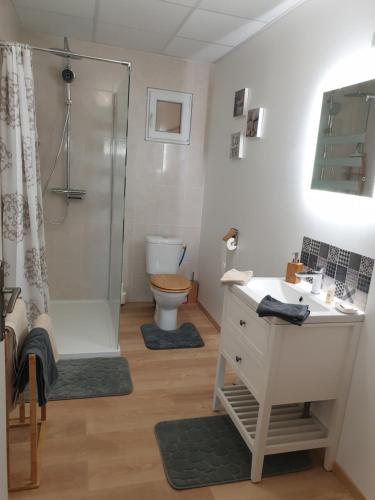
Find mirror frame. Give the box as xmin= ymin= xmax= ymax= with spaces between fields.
xmin=145 ymin=88 xmax=193 ymax=145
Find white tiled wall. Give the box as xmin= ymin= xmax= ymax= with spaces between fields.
xmin=0 ymin=0 xmax=19 ymax=41
xmin=27 ymin=42 xmax=117 ymax=300
xmin=21 ymin=32 xmax=211 ymax=302
xmin=123 ymin=50 xmax=211 ymax=301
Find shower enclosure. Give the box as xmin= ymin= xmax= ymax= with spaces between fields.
xmin=33 ymin=39 xmax=130 ymax=357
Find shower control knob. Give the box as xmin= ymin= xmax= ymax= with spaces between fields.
xmin=239 ymin=320 xmax=246 ymax=326
xmin=235 ymin=356 xmax=242 ymax=363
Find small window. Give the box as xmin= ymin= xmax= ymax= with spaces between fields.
xmin=155 ymin=101 xmax=182 ymax=133
xmin=146 ymin=88 xmax=192 ymax=145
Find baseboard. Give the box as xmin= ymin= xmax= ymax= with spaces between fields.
xmin=59 ymin=350 xmax=121 ymax=360
xmin=197 ymin=301 xmax=220 ymax=332
xmin=332 ymin=462 xmax=367 ymax=500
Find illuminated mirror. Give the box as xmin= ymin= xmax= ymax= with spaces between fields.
xmin=311 ymin=78 xmax=375 ymax=197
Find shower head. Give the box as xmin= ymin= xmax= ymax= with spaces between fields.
xmin=49 ymin=38 xmax=78 ymax=83
xmin=62 ymin=67 xmax=75 ymax=83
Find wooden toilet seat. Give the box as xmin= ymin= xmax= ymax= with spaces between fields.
xmin=150 ymin=274 xmax=191 ymax=293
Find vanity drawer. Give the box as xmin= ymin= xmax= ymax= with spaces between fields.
xmin=221 ymin=321 xmax=265 ymax=398
xmin=226 ymin=291 xmax=269 ymax=358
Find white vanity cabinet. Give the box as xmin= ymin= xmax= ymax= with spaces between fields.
xmin=213 ymin=284 xmax=363 ymax=482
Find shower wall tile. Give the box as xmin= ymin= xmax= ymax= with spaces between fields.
xmin=32 ymin=46 xmax=114 ymax=300
xmin=26 ymin=32 xmax=211 ymax=302
xmin=0 ymin=0 xmax=19 ymax=40
xmin=122 ymin=48 xmax=210 ymax=300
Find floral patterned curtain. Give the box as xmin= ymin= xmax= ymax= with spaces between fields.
xmin=0 ymin=44 xmax=49 ymax=324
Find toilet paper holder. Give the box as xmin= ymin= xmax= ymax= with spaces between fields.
xmin=222 ymin=228 xmax=239 ymax=249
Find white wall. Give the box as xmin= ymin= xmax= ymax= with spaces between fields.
xmin=0 ymin=0 xmax=19 ymax=497
xmin=198 ymin=0 xmax=375 ymax=497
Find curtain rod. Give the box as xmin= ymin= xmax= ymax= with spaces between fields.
xmin=0 ymin=41 xmax=131 ymax=68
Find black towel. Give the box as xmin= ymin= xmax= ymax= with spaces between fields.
xmin=256 ymin=295 xmax=310 ymax=326
xmin=14 ymin=327 xmax=58 ymax=406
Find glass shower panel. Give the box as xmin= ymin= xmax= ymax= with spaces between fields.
xmin=33 ymin=48 xmax=130 ymax=357
xmin=108 ymin=74 xmax=129 ymax=343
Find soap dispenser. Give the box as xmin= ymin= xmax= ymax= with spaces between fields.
xmin=285 ymin=252 xmax=304 ymax=284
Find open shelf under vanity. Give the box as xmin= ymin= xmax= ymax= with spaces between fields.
xmin=217 ymin=385 xmax=329 ymax=456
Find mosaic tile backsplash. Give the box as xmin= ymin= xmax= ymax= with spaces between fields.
xmin=300 ymin=237 xmax=374 ymax=311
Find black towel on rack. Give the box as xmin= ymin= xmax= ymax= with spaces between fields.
xmin=14 ymin=327 xmax=58 ymax=406
xmin=256 ymin=295 xmax=310 ymax=326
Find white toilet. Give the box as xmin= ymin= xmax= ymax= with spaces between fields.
xmin=145 ymin=235 xmax=191 ymax=331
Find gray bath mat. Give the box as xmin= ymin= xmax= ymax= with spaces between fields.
xmin=140 ymin=322 xmax=204 ymax=350
xmin=155 ymin=415 xmax=312 ymax=489
xmin=48 ymin=357 xmax=133 ymax=400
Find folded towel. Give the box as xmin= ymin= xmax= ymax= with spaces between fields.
xmin=5 ymin=299 xmax=29 ymax=406
xmin=221 ymin=269 xmax=253 ymax=285
xmin=14 ymin=327 xmax=58 ymax=406
xmin=5 ymin=298 xmax=28 ymax=354
xmin=33 ymin=314 xmax=59 ymax=363
xmin=256 ymin=295 xmax=310 ymax=326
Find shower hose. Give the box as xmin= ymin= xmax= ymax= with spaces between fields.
xmin=42 ymin=104 xmax=71 ymax=225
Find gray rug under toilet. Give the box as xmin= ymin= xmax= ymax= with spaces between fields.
xmin=48 ymin=357 xmax=133 ymax=400
xmin=155 ymin=415 xmax=313 ymax=490
xmin=140 ymin=322 xmax=204 ymax=350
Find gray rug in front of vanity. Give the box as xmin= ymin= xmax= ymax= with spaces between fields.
xmin=155 ymin=415 xmax=312 ymax=489
xmin=140 ymin=322 xmax=204 ymax=350
xmin=48 ymin=357 xmax=133 ymax=400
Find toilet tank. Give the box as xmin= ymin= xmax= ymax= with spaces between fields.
xmin=145 ymin=235 xmax=183 ymax=275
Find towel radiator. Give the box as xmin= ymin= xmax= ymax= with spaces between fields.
xmin=0 ymin=261 xmax=21 ymax=342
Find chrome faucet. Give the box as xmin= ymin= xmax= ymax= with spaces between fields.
xmin=295 ymin=267 xmax=324 ymax=294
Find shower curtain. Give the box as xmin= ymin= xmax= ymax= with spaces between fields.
xmin=0 ymin=43 xmax=49 ymax=324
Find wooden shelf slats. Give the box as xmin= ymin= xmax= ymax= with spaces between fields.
xmin=218 ymin=385 xmax=329 ymax=456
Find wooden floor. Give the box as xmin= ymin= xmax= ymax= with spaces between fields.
xmin=9 ymin=303 xmax=355 ymax=500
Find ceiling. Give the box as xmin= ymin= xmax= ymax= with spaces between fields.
xmin=12 ymin=0 xmax=306 ymax=63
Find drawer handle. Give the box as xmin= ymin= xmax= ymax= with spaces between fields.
xmin=235 ymin=355 xmax=242 ymax=363
xmin=239 ymin=319 xmax=246 ymax=327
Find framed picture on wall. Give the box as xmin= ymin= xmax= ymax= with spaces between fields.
xmin=233 ymin=88 xmax=249 ymax=117
xmin=230 ymin=132 xmax=244 ymax=159
xmin=246 ymin=107 xmax=264 ymax=138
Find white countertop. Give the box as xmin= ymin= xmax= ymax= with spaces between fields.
xmin=231 ymin=277 xmax=365 ymax=325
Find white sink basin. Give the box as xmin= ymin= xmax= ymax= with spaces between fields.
xmin=232 ymin=277 xmax=365 ymax=324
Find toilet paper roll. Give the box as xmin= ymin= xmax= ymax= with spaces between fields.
xmin=226 ymin=237 xmax=237 ymax=251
